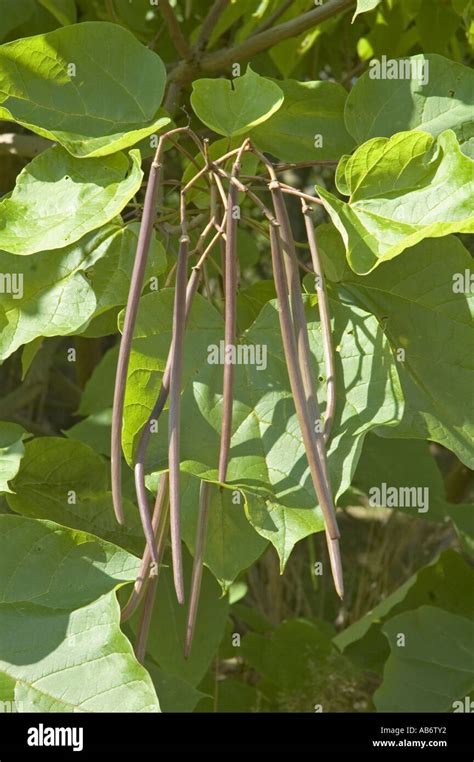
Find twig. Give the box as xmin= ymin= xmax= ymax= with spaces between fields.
xmin=159 ymin=0 xmax=191 ymax=60
xmin=194 ymin=0 xmax=229 ymax=52
xmin=250 ymin=0 xmax=295 ymax=35
xmin=301 ymin=202 xmax=336 ymax=443
xmin=184 ymin=480 xmax=212 ymax=658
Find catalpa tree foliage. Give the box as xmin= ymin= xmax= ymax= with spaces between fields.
xmin=0 ymin=0 xmax=472 ymax=716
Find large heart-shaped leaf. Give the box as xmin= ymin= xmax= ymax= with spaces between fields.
xmin=0 ymin=515 xmax=158 ymax=712
xmin=6 ymin=437 xmax=145 ymax=555
xmin=318 ymin=129 xmax=474 ymax=273
xmin=317 ymin=227 xmax=474 ymax=467
xmin=0 ymin=21 xmax=169 ymax=157
xmin=345 ymin=54 xmax=474 ymax=156
xmin=0 ymin=146 xmax=143 ymax=255
xmin=250 ymin=79 xmax=355 ymax=162
xmin=190 ymin=66 xmax=284 ymax=137
xmin=374 ymin=606 xmax=474 ymax=712
xmin=0 ymin=593 xmax=159 ymax=712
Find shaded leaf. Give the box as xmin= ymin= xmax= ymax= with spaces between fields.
xmin=345 ymin=54 xmax=474 ymax=153
xmin=317 ymin=227 xmax=474 ymax=467
xmin=334 ymin=550 xmax=474 ymax=672
xmin=251 ymin=79 xmax=355 ymax=162
xmin=374 ymin=606 xmax=474 ymax=712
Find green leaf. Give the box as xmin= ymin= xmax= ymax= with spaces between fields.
xmin=122 ymin=289 xmax=402 ymax=566
xmin=78 ymin=346 xmax=118 ymax=416
xmin=180 ymin=475 xmax=268 ymax=591
xmin=245 ymin=493 xmax=326 ymax=572
xmin=250 ymin=79 xmax=355 ymax=162
xmin=145 ymin=659 xmax=206 ymax=713
xmin=334 ymin=550 xmax=474 ymax=672
xmin=242 ymin=620 xmax=333 ymax=692
xmin=5 ymin=437 xmax=146 ymax=554
xmin=65 ymin=409 xmax=113 ymax=458
xmin=0 ymin=672 xmax=16 ymax=705
xmin=0 ymin=224 xmax=120 ymax=361
xmin=0 ymin=21 xmax=169 ymax=157
xmin=0 ymin=515 xmax=157 ymax=712
xmin=318 ymin=227 xmax=474 ymax=467
xmin=0 ymin=147 xmax=143 ymax=256
xmin=352 ymin=0 xmax=382 ymax=20
xmin=345 ymin=54 xmax=474 ymax=153
xmin=374 ymin=606 xmax=474 ymax=712
xmin=1 ymin=593 xmax=159 ymax=712
xmin=126 ymin=550 xmax=229 ymax=687
xmin=190 ymin=66 xmax=284 ymax=137
xmin=0 ymin=514 xmax=139 ymax=608
xmin=318 ymin=130 xmax=474 ymax=273
xmin=346 ymin=434 xmax=454 ymax=522
xmin=0 ymin=422 xmax=26 ymax=495
xmin=236 ymin=281 xmax=276 ymax=334
xmin=7 ymin=436 xmax=106 ymax=515
xmin=37 ymin=0 xmax=76 ymax=25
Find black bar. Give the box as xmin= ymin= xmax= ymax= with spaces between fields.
xmin=0 ymin=712 xmax=471 ymax=758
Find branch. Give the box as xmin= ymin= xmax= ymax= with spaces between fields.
xmin=198 ymin=0 xmax=355 ymax=73
xmin=159 ymin=0 xmax=191 ymax=60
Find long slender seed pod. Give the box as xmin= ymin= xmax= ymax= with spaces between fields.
xmin=111 ymin=127 xmax=205 ymax=527
xmin=267 ymin=180 xmax=336 ymax=526
xmin=301 ymin=202 xmax=336 ymax=443
xmin=184 ymin=480 xmax=212 ymax=659
xmin=111 ymin=155 xmax=161 ymax=526
xmin=132 ymin=211 xmax=228 ymax=542
xmin=218 ymin=142 xmax=248 ymax=482
xmin=134 ymin=573 xmax=158 ymax=664
xmin=167 ymin=191 xmax=191 ymax=604
xmin=132 ymin=196 xmax=225 ymax=567
xmin=272 ymin=187 xmax=342 ymax=595
xmin=121 ymin=474 xmax=169 ymax=623
xmin=268 ymin=223 xmax=343 ymax=598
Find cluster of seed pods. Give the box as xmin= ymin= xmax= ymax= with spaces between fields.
xmin=111 ymin=128 xmax=343 ymax=662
